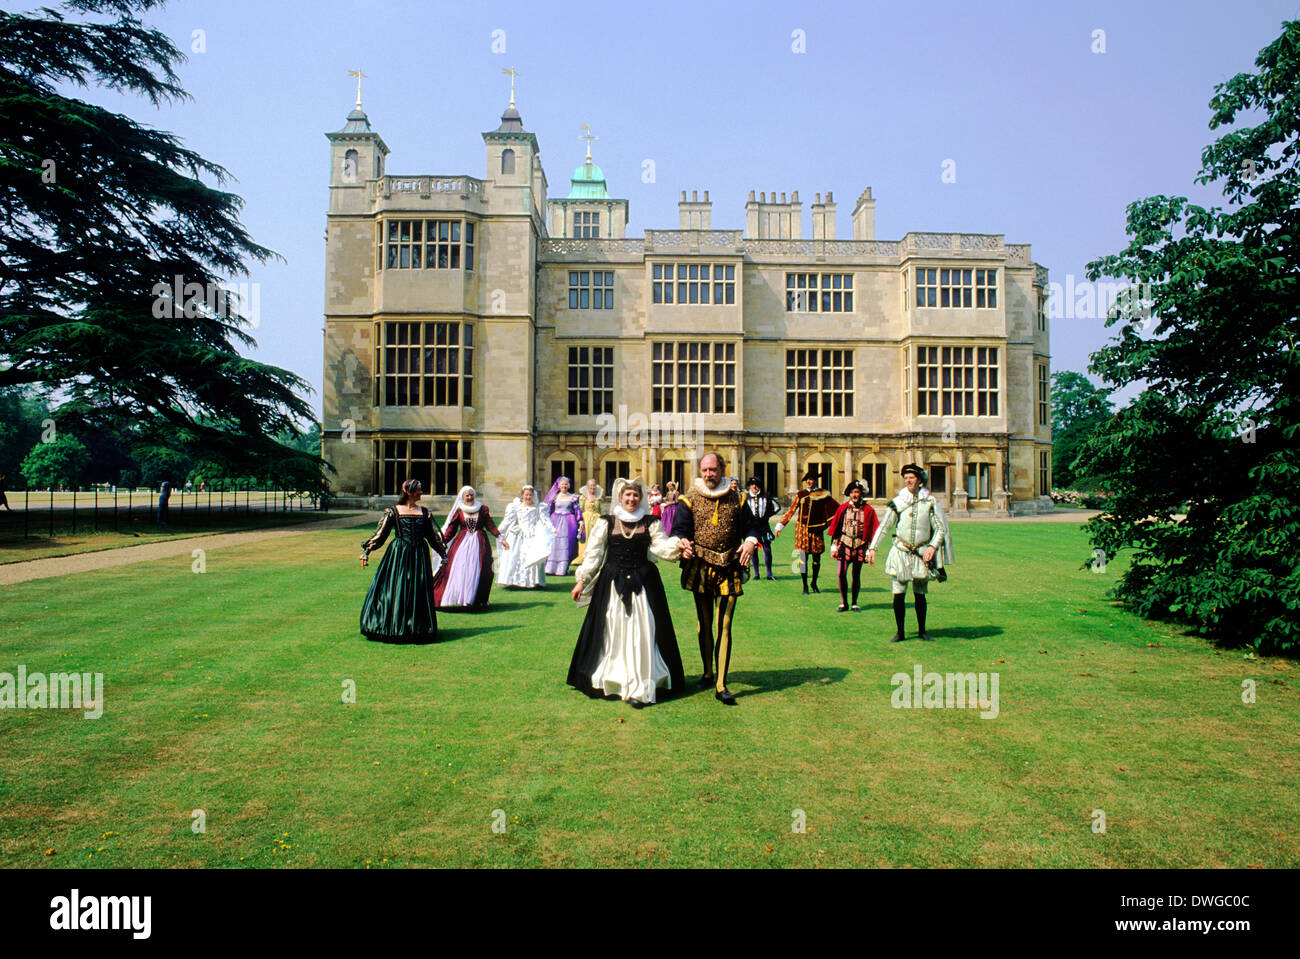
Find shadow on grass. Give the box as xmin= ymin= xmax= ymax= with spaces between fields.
xmin=434 ymin=624 xmax=518 ymax=643
xmin=356 ymin=624 xmax=517 ymax=645
xmin=719 ymin=666 xmax=850 ymax=699
xmin=923 ymin=625 xmax=1005 ymax=640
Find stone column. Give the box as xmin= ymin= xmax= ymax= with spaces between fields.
xmin=953 ymin=447 xmax=969 ymax=515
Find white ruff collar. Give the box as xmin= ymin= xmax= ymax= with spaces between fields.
xmin=896 ymin=487 xmax=930 ymax=506
xmin=691 ymin=477 xmax=734 ymax=500
xmin=613 ymin=503 xmax=648 ymax=523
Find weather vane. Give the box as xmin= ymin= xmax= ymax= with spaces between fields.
xmin=579 ymin=124 xmax=597 ymax=163
xmin=502 ymin=66 xmax=520 ymax=108
xmin=347 ymin=68 xmax=367 ymax=109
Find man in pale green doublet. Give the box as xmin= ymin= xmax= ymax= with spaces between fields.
xmin=868 ymin=464 xmax=954 ymax=642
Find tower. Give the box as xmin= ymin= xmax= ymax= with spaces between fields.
xmin=326 ymin=106 xmax=389 ymax=214
xmin=546 ymin=128 xmax=628 ymax=238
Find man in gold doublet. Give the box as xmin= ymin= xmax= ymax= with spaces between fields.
xmin=670 ymin=452 xmax=763 ymax=705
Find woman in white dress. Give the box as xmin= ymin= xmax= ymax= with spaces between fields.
xmin=495 ymin=485 xmax=554 ymax=589
xmin=566 ymin=477 xmax=686 ymax=708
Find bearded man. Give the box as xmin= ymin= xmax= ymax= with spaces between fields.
xmin=671 ymin=452 xmax=763 ymax=706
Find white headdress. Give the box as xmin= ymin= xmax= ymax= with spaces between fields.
xmin=610 ymin=476 xmax=648 ymax=523
xmin=444 ymin=485 xmax=482 ymax=531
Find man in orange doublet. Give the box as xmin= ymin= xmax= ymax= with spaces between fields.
xmin=773 ymin=470 xmax=838 ymax=594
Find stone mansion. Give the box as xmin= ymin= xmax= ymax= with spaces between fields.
xmin=322 ymin=97 xmax=1053 ymax=514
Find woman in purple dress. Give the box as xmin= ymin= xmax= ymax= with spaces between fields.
xmin=659 ymin=480 xmax=679 ymax=537
xmin=544 ymin=476 xmax=581 ymax=576
xmin=431 ymin=486 xmax=504 ymax=610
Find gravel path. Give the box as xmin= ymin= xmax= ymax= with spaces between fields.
xmin=0 ymin=513 xmax=370 ymax=586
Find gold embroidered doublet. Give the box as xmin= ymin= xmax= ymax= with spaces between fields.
xmin=681 ymin=489 xmax=745 ymax=565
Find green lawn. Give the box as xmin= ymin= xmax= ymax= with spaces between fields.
xmin=1 ymin=520 xmax=1296 ymax=868
xmin=0 ymin=510 xmax=341 ymax=564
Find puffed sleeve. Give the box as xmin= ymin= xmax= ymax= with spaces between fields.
xmin=647 ymin=518 xmax=682 ymax=562
xmin=670 ymin=495 xmax=694 ymax=539
xmin=869 ymin=501 xmax=896 ymax=551
xmin=575 ymin=517 xmax=610 ymax=584
xmin=361 ymin=509 xmax=394 ymax=553
xmin=864 ymin=503 xmax=882 ymax=544
xmin=480 ymin=505 xmax=501 ymax=538
xmin=497 ymin=501 xmax=519 ymax=542
xmin=827 ymin=502 xmax=847 ymax=540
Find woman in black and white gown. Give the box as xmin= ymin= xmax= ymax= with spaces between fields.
xmin=566 ymin=477 xmax=686 ymax=708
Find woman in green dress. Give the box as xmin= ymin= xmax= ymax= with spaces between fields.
xmin=358 ymin=478 xmax=448 ymax=643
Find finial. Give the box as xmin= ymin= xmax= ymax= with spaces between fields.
xmin=579 ymin=124 xmax=597 ymax=163
xmin=347 ymin=69 xmax=368 ymax=109
xmin=502 ymin=66 xmax=520 ymax=108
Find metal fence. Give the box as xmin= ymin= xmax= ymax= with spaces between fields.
xmin=0 ymin=482 xmax=328 ymax=539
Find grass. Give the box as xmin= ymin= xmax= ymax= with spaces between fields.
xmin=0 ymin=510 xmax=342 ymax=564
xmin=1 ymin=519 xmax=1296 ymax=868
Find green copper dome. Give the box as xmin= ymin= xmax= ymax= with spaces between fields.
xmin=567 ymin=161 xmax=609 ymax=199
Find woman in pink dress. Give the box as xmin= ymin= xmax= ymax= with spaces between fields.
xmin=431 ymin=486 xmax=504 ymax=610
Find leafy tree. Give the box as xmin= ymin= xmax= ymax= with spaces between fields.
xmin=1050 ymin=371 xmax=1114 ymax=489
xmin=1076 ymin=21 xmax=1300 ymax=654
xmin=0 ymin=384 xmax=48 ymax=477
xmin=20 ymin=433 xmax=88 ymax=488
xmin=135 ymin=443 xmax=190 ymax=489
xmin=0 ymin=0 xmax=322 ymax=488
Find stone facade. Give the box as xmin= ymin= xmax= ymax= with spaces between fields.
xmin=322 ymin=102 xmax=1053 ymax=515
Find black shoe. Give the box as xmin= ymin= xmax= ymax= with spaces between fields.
xmin=890 ymin=632 xmax=906 ymax=643
xmin=715 ymin=689 xmax=737 ymax=706
xmin=629 ymin=698 xmax=647 ymax=709
xmin=811 ymin=585 xmax=820 ymax=593
xmin=919 ymin=632 xmax=934 ymax=642
xmin=802 ymin=588 xmax=809 ymax=595
xmin=836 ymin=605 xmax=847 ymax=613
xmin=766 ymin=575 xmax=776 ymax=581
xmin=851 ymin=605 xmax=861 ymax=612
xmin=695 ymin=675 xmax=715 ymax=690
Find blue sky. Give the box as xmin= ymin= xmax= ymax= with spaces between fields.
xmin=12 ymin=0 xmax=1298 ymax=417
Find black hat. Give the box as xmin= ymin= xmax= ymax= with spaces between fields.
xmin=900 ymin=463 xmax=929 ymax=485
xmin=843 ymin=479 xmax=866 ymax=497
xmin=801 ymin=469 xmax=819 ymax=483
xmin=746 ymin=476 xmax=764 ymax=491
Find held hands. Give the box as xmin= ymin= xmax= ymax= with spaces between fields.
xmin=679 ymin=539 xmax=695 ymax=560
